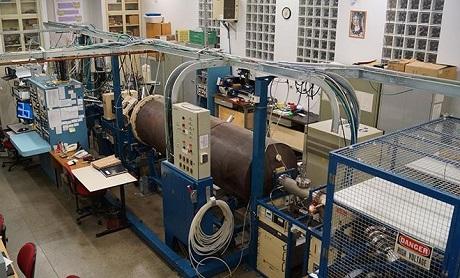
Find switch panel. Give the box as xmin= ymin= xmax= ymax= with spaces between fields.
xmin=172 ymin=102 xmax=211 ymax=180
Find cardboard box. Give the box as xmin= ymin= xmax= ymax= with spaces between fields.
xmin=128 ymin=15 xmax=139 ymax=24
xmin=387 ymin=59 xmax=415 ymax=72
xmin=176 ymin=30 xmax=190 ymax=43
xmin=405 ymin=61 xmax=457 ymax=80
xmin=155 ymin=34 xmax=176 ymax=41
xmin=146 ymin=23 xmax=162 ymax=38
xmin=161 ymin=22 xmax=172 ymax=35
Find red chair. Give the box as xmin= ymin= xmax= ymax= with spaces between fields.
xmin=17 ymin=242 xmax=36 ymax=278
xmin=0 ymin=213 xmax=6 ymax=246
xmin=1 ymin=138 xmax=19 ymax=172
xmin=63 ymin=165 xmax=107 ymax=225
xmin=66 ymin=276 xmax=80 ymax=278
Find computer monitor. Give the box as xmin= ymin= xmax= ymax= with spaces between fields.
xmin=17 ymin=101 xmax=33 ymax=121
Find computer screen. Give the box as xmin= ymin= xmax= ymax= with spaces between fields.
xmin=17 ymin=101 xmax=33 ymax=120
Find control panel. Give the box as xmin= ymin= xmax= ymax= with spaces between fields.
xmin=172 ymin=102 xmax=211 ymax=180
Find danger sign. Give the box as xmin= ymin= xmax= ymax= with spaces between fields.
xmin=394 ymin=232 xmax=433 ymax=270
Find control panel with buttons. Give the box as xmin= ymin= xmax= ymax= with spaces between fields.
xmin=172 ymin=102 xmax=211 ymax=180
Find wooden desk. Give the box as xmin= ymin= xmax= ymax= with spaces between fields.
xmin=215 ymin=95 xmax=254 ymax=129
xmin=49 ymin=151 xmax=89 ymax=171
xmin=72 ymin=166 xmax=137 ymax=237
xmin=0 ymin=237 xmax=18 ymax=278
xmin=49 ymin=150 xmax=90 ymax=189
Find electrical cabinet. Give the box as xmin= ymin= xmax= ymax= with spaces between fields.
xmin=212 ymin=0 xmax=238 ymax=21
xmin=305 ymin=119 xmax=382 ymax=187
xmin=172 ymin=102 xmax=211 ymax=180
xmin=257 ymin=196 xmax=307 ymax=278
xmin=28 ymin=76 xmax=88 ymax=149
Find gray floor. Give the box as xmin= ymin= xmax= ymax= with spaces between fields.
xmin=0 ymin=163 xmax=179 ymax=278
xmin=0 ymin=161 xmax=256 ymax=278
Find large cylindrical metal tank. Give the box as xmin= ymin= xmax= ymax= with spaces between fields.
xmin=130 ymin=95 xmax=297 ymax=201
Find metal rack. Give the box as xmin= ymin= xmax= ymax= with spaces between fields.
xmin=0 ymin=0 xmax=42 ymax=52
xmin=382 ymin=0 xmax=444 ymax=63
xmin=245 ymin=0 xmax=276 ymax=61
xmin=297 ymin=0 xmax=338 ymax=63
xmin=320 ymin=116 xmax=460 ymax=277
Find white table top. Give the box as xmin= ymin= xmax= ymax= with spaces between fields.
xmin=335 ymin=176 xmax=452 ymax=251
xmin=72 ymin=166 xmax=137 ymax=192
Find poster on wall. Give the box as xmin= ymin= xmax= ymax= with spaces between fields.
xmin=349 ymin=10 xmax=367 ymax=39
xmin=54 ymin=0 xmax=82 ymax=24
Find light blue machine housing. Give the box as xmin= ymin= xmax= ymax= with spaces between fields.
xmin=28 ymin=76 xmax=89 ymax=149
xmin=27 ymin=76 xmax=89 ymax=180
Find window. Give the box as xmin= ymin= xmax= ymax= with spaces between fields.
xmin=297 ymin=0 xmax=338 ymax=63
xmin=382 ymin=0 xmax=444 ymax=63
xmin=246 ymin=0 xmax=276 ymax=61
xmin=199 ymin=0 xmax=221 ymax=47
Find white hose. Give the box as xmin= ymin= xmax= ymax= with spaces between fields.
xmin=188 ymin=197 xmax=234 ymax=277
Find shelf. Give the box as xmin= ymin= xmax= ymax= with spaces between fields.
xmin=105 ymin=0 xmax=141 ymax=36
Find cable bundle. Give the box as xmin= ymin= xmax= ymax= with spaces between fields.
xmin=188 ymin=197 xmax=234 ymax=277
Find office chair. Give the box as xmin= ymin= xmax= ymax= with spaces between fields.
xmin=1 ymin=138 xmax=19 ymax=172
xmin=17 ymin=242 xmax=36 ymax=278
xmin=0 ymin=213 xmax=7 ymax=246
xmin=63 ymin=165 xmax=107 ymax=225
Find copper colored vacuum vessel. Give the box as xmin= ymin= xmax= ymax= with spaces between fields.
xmin=130 ymin=95 xmax=297 ymax=201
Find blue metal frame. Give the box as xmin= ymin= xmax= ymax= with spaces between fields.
xmin=318 ymin=117 xmax=460 ymax=278
xmin=248 ymin=76 xmax=274 ymax=268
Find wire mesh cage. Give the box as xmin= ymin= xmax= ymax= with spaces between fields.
xmin=319 ymin=116 xmax=460 ymax=278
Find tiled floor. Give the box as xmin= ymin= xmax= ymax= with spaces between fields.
xmin=0 ymin=161 xmax=256 ymax=278
xmin=0 ymin=163 xmax=178 ymax=278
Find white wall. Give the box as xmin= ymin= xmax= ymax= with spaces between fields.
xmin=335 ymin=0 xmax=387 ymax=64
xmin=219 ymin=0 xmax=321 ymax=114
xmin=437 ymin=0 xmax=460 ymax=116
xmin=142 ymin=0 xmax=199 ymax=31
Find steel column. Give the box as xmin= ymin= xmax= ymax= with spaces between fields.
xmin=248 ymin=76 xmax=274 ymax=268
xmin=111 ymin=55 xmax=124 ymax=158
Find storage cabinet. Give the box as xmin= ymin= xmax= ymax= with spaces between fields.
xmin=0 ymin=0 xmax=42 ymax=52
xmin=106 ymin=0 xmax=140 ymax=36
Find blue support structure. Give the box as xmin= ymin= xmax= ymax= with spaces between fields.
xmin=248 ymin=76 xmax=274 ymax=268
xmin=318 ymin=117 xmax=460 ymax=278
xmin=318 ymin=154 xmax=338 ymax=278
xmin=111 ymin=55 xmax=124 ymax=158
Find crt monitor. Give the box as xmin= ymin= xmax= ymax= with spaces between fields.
xmin=17 ymin=101 xmax=33 ymax=121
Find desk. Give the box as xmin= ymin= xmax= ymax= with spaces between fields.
xmin=271 ymin=109 xmax=320 ymax=129
xmin=72 ymin=166 xmax=137 ymax=237
xmin=215 ymin=95 xmax=254 ymax=129
xmin=49 ymin=150 xmax=89 ymax=189
xmin=7 ymin=131 xmax=51 ymax=157
xmin=0 ymin=237 xmax=18 ymax=278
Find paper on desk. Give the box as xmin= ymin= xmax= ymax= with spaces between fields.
xmin=2 ymin=256 xmax=12 ymax=270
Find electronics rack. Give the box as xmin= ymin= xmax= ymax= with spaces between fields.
xmin=27 ymin=76 xmax=89 ymax=149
